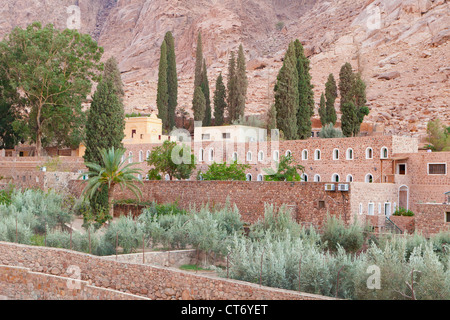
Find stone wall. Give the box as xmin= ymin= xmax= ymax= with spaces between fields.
xmin=103 ymin=250 xmax=198 ymax=268
xmin=70 ymin=180 xmax=351 ymax=226
xmin=0 ymin=242 xmax=335 ymax=300
xmin=389 ymin=216 xmax=415 ymax=234
xmin=415 ymin=203 xmax=450 ymax=237
xmin=0 ymin=265 xmax=149 ymax=300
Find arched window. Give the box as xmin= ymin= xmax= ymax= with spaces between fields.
xmin=381 ymin=147 xmax=388 ymax=159
xmin=257 ymin=174 xmax=264 ymax=181
xmin=346 ymin=174 xmax=354 ymax=182
xmin=302 ymin=173 xmax=308 ymax=182
xmin=285 ymin=150 xmax=292 ymax=157
xmin=314 ymin=149 xmax=321 ymax=160
xmin=164 ymin=174 xmax=170 ymax=181
xmin=346 ymin=148 xmax=353 ymax=160
xmin=199 ymin=148 xmax=205 ymax=162
xmin=137 ymin=174 xmax=143 ymax=181
xmin=359 ymin=203 xmax=363 ymax=215
xmin=302 ymin=150 xmax=308 ymax=161
xmin=258 ymin=151 xmax=264 ymax=162
xmin=273 ymin=150 xmax=279 ymax=161
xmin=246 ymin=173 xmax=252 ymax=181
xmin=209 ymin=148 xmax=214 ymax=162
xmin=128 ymin=152 xmax=133 ymax=163
xmin=146 ymin=150 xmax=151 ymax=161
xmin=314 ymin=174 xmax=321 ymax=182
xmin=232 ymin=152 xmax=238 ymax=162
xmin=121 ymin=155 xmax=125 ymax=163
xmin=365 ymin=174 xmax=373 ymax=183
xmin=333 ymin=149 xmax=339 ymax=160
xmin=366 ymin=147 xmax=373 ymax=159
xmin=247 ymin=151 xmax=252 ymax=162
xmin=139 ymin=150 xmax=143 ymax=162
xmin=332 ymin=173 xmax=340 ymax=183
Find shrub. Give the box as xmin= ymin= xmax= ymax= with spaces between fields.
xmin=102 ymin=216 xmax=144 ymax=254
xmin=319 ymin=123 xmax=344 ymax=138
xmin=320 ymin=214 xmax=366 ymax=254
xmin=393 ymin=207 xmax=414 ymax=217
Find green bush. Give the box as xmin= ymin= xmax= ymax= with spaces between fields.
xmin=320 ymin=215 xmax=366 ymax=254
xmin=103 ymin=216 xmax=144 ymax=254
xmin=393 ymin=207 xmax=414 ymax=217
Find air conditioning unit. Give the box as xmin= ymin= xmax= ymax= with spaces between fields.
xmin=338 ymin=184 xmax=349 ymax=192
xmin=325 ymin=184 xmax=336 ymax=191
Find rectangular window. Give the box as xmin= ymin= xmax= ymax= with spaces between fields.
xmin=368 ymin=203 xmax=375 ymax=216
xmin=202 ymin=134 xmax=210 ymax=140
xmin=318 ymin=201 xmax=325 ymax=209
xmin=222 ymin=133 xmax=231 ymax=139
xmin=132 ymin=129 xmax=137 ymax=138
xmin=398 ymin=164 xmax=406 ymax=175
xmin=446 ymin=212 xmax=450 ymax=223
xmin=428 ymin=163 xmax=447 ymax=175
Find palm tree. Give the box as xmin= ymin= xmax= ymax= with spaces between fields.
xmin=80 ymin=147 xmax=143 ymax=220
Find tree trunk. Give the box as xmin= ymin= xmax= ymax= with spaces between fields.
xmin=108 ymin=185 xmax=115 ymax=219
xmin=35 ymin=104 xmax=43 ymax=157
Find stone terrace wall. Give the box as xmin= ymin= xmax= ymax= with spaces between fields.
xmin=0 ymin=265 xmax=149 ymax=300
xmin=0 ymin=242 xmax=335 ymax=300
xmin=415 ymin=203 xmax=450 ymax=237
xmin=70 ymin=180 xmax=351 ymax=226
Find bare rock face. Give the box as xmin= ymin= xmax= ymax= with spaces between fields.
xmin=0 ymin=0 xmax=449 ymax=137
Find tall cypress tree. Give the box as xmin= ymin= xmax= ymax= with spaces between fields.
xmin=339 ymin=63 xmax=369 ymax=137
xmin=318 ymin=93 xmax=327 ymax=126
xmin=227 ymin=51 xmax=237 ymax=123
xmin=266 ymin=103 xmax=277 ymax=132
xmin=84 ymin=78 xmax=125 ymax=217
xmin=235 ymin=44 xmax=248 ymax=121
xmin=164 ymin=31 xmax=178 ymax=131
xmin=193 ymin=86 xmax=206 ymax=123
xmin=213 ymin=73 xmax=227 ymax=126
xmin=325 ymin=73 xmax=338 ymax=125
xmin=103 ymin=57 xmax=124 ymax=98
xmin=194 ymin=32 xmax=203 ymax=90
xmin=157 ymin=40 xmax=169 ymax=131
xmin=274 ymin=42 xmax=299 ymax=140
xmin=293 ymin=39 xmax=314 ymax=139
xmin=201 ymin=59 xmax=211 ymax=126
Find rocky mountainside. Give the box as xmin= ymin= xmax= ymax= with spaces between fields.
xmin=0 ymin=0 xmax=448 ymax=137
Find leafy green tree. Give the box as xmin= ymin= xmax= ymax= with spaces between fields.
xmin=193 ymin=86 xmax=206 ymax=123
xmin=213 ymin=73 xmax=227 ymax=126
xmin=147 ymin=140 xmax=196 ymax=181
xmin=426 ymin=119 xmax=450 ymax=151
xmin=198 ymin=161 xmax=250 ymax=181
xmin=264 ymin=154 xmax=305 ymax=181
xmin=235 ymin=44 xmax=248 ymax=121
xmin=81 ymin=147 xmax=143 ymax=220
xmin=201 ymin=59 xmax=211 ymax=126
xmin=0 ymin=22 xmax=103 ymax=156
xmin=157 ymin=40 xmax=169 ymax=130
xmin=274 ymin=42 xmax=299 ymax=140
xmin=165 ymin=31 xmax=178 ymax=131
xmin=325 ymin=73 xmax=338 ymax=125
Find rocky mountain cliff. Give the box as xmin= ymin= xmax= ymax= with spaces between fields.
xmin=1 ymin=0 xmax=448 ymax=137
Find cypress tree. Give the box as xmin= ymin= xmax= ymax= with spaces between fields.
xmin=227 ymin=51 xmax=237 ymax=123
xmin=157 ymin=40 xmax=169 ymax=131
xmin=164 ymin=31 xmax=178 ymax=131
xmin=84 ymin=78 xmax=125 ymax=216
xmin=213 ymin=73 xmax=227 ymax=126
xmin=201 ymin=59 xmax=211 ymax=126
xmin=341 ymin=101 xmax=358 ymax=137
xmin=274 ymin=42 xmax=299 ymax=140
xmin=266 ymin=103 xmax=277 ymax=132
xmin=339 ymin=62 xmax=355 ymax=106
xmin=297 ymin=60 xmax=312 ymax=139
xmin=325 ymin=73 xmax=337 ymax=125
xmin=193 ymin=86 xmax=206 ymax=123
xmin=318 ymin=93 xmax=327 ymax=126
xmin=194 ymin=32 xmax=203 ymax=89
xmin=354 ymin=73 xmax=369 ymax=136
xmin=235 ymin=44 xmax=248 ymax=121
xmin=103 ymin=57 xmax=124 ymax=98
xmin=294 ymin=39 xmax=315 ymax=117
